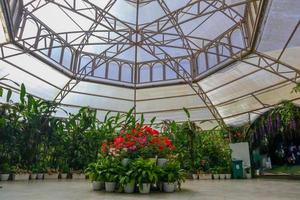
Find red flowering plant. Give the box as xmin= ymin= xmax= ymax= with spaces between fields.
xmin=100 ymin=124 xmax=176 ymax=159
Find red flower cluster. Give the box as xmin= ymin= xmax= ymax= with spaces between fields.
xmin=100 ymin=125 xmax=176 ymax=158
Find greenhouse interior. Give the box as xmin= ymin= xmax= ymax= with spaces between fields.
xmin=0 ymin=0 xmax=300 ymax=199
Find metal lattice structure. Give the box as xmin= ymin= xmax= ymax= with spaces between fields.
xmin=0 ymin=0 xmax=299 ymax=129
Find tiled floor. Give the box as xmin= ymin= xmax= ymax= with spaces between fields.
xmin=0 ymin=179 xmax=300 ymax=200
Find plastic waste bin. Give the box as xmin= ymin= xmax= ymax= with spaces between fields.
xmin=232 ymin=160 xmax=243 ymax=179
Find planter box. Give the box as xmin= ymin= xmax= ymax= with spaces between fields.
xmin=0 ymin=174 xmax=10 ymax=181
xmin=60 ymin=173 xmax=68 ymax=179
xmin=44 ymin=173 xmax=59 ymax=179
xmin=198 ymin=174 xmax=212 ymax=180
xmin=213 ymin=174 xmax=220 ymax=180
xmin=72 ymin=173 xmax=86 ymax=179
xmin=13 ymin=174 xmax=30 ymax=181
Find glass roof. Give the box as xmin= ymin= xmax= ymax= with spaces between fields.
xmin=15 ymin=0 xmax=250 ymax=86
xmin=0 ymin=0 xmax=299 ymax=129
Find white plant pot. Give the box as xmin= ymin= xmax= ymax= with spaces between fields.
xmin=124 ymin=182 xmax=135 ymax=193
xmin=246 ymin=173 xmax=252 ymax=179
xmin=30 ymin=174 xmax=37 ymax=180
xmin=192 ymin=174 xmax=199 ymax=180
xmin=213 ymin=174 xmax=219 ymax=180
xmin=198 ymin=174 xmax=212 ymax=180
xmin=105 ymin=182 xmax=116 ymax=192
xmin=157 ymin=182 xmax=163 ymax=191
xmin=72 ymin=173 xmax=86 ymax=179
xmin=121 ymin=158 xmax=131 ymax=167
xmin=44 ymin=173 xmax=59 ymax=179
xmin=37 ymin=173 xmax=44 ymax=179
xmin=139 ymin=183 xmax=151 ymax=194
xmin=0 ymin=174 xmax=10 ymax=181
xmin=163 ymin=182 xmax=175 ymax=193
xmin=157 ymin=158 xmax=168 ymax=167
xmin=60 ymin=173 xmax=68 ymax=179
xmin=219 ymin=174 xmax=226 ymax=179
xmin=225 ymin=174 xmax=232 ymax=179
xmin=14 ymin=174 xmax=30 ymax=181
xmin=255 ymin=169 xmax=260 ymax=176
xmin=92 ymin=181 xmax=104 ymax=191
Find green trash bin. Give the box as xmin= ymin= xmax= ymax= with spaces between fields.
xmin=232 ymin=160 xmax=243 ymax=179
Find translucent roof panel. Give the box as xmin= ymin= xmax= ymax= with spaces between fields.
xmin=1 ymin=0 xmax=300 ymax=128
xmin=11 ymin=0 xmax=256 ymax=87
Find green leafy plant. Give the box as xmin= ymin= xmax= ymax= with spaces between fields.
xmin=98 ymin=157 xmax=121 ymax=182
xmin=119 ymin=164 xmax=137 ymax=188
xmin=0 ymin=163 xmax=11 ymax=174
xmin=161 ymin=160 xmax=185 ymax=184
xmin=130 ymin=158 xmax=161 ymax=190
xmin=85 ymin=161 xmax=102 ymax=182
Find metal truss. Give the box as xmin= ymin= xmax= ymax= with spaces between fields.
xmin=2 ymin=0 xmax=300 ymax=129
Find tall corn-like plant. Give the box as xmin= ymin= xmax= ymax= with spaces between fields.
xmin=65 ymin=107 xmax=101 ymax=171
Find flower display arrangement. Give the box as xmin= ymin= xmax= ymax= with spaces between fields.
xmin=100 ymin=124 xmax=176 ymax=159
xmin=86 ymin=124 xmax=185 ymax=194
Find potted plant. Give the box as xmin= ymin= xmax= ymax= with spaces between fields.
xmin=12 ymin=166 xmax=30 ymax=181
xmin=72 ymin=170 xmax=86 ymax=179
xmin=224 ymin=165 xmax=232 ymax=179
xmin=131 ymin=158 xmax=160 ymax=194
xmin=211 ymin=167 xmax=220 ymax=180
xmin=156 ymin=145 xmax=169 ymax=167
xmin=44 ymin=168 xmax=59 ymax=179
xmin=198 ymin=171 xmax=212 ymax=180
xmin=99 ymin=157 xmax=121 ymax=192
xmin=85 ymin=161 xmax=104 ymax=191
xmin=0 ymin=163 xmax=11 ymax=181
xmin=119 ymin=164 xmax=136 ymax=193
xmin=198 ymin=160 xmax=212 ymax=180
xmin=161 ymin=160 xmax=185 ymax=193
xmin=59 ymin=163 xmax=70 ymax=179
xmin=30 ymin=165 xmax=38 ymax=180
xmin=219 ymin=167 xmax=227 ymax=180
